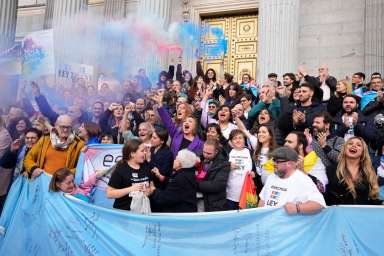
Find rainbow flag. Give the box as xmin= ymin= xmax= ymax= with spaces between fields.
xmin=239 ymin=173 xmax=258 ymax=209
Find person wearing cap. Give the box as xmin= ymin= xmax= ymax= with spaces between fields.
xmin=258 ymin=146 xmax=326 ymax=215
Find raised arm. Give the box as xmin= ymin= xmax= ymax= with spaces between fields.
xmin=152 ymin=91 xmax=178 ymax=137
xmin=32 ymin=83 xmax=59 ymax=124
xmin=200 ymin=88 xmax=217 ymax=128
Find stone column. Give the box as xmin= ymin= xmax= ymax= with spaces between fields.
xmin=0 ymin=0 xmax=18 ymax=51
xmin=138 ymin=0 xmax=171 ymax=29
xmin=364 ymin=0 xmax=384 ymax=77
xmin=101 ymin=0 xmax=126 ymax=76
xmin=104 ymin=0 xmax=126 ymax=21
xmin=44 ymin=0 xmax=55 ymax=29
xmin=136 ymin=0 xmax=172 ymax=78
xmin=53 ymin=0 xmax=88 ymax=27
xmin=52 ymin=0 xmax=88 ymax=88
xmin=257 ymin=0 xmax=300 ymax=83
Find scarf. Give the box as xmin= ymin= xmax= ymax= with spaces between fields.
xmin=50 ymin=129 xmax=75 ymax=150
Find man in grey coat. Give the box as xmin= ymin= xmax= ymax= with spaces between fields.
xmin=311 ymin=112 xmax=344 ymax=168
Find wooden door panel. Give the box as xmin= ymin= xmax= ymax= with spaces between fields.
xmin=201 ymin=14 xmax=257 ymax=82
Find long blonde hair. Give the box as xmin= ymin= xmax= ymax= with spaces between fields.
xmin=336 ymin=79 xmax=353 ymax=98
xmin=336 ymin=137 xmax=380 ymax=199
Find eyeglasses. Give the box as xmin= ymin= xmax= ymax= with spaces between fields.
xmin=273 ymin=160 xmax=288 ymax=165
xmin=58 ymin=125 xmax=72 ymax=130
xmin=208 ymin=105 xmax=216 ymax=109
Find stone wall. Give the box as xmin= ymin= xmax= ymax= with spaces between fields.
xmin=13 ymin=0 xmax=380 ymax=79
xmin=15 ymin=6 xmax=45 ymax=40
xmin=298 ymin=0 xmax=365 ymax=79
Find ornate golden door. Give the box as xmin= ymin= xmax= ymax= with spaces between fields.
xmin=201 ymin=14 xmax=257 ymax=82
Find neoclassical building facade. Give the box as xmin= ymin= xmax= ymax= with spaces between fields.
xmin=1 ymin=0 xmax=383 ymax=82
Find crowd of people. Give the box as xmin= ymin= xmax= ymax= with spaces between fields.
xmin=0 ymin=60 xmax=383 ymax=215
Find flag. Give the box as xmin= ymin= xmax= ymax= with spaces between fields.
xmin=239 ymin=173 xmax=258 ymax=209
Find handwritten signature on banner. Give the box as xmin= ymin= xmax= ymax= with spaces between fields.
xmin=142 ymin=222 xmax=162 ymax=256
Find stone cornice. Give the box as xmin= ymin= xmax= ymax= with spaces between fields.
xmin=17 ymin=5 xmax=45 ymax=16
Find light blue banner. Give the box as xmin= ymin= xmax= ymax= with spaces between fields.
xmin=0 ymin=174 xmax=383 ymax=256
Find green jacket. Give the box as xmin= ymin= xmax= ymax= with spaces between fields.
xmin=248 ymin=98 xmax=280 ymax=120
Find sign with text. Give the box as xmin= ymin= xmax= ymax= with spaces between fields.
xmin=21 ymin=29 xmax=55 ymax=79
xmin=75 ymin=144 xmax=122 ymax=207
xmin=57 ymin=63 xmax=95 ymax=82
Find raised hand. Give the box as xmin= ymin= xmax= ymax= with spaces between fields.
xmin=10 ymin=139 xmax=22 ymax=152
xmin=219 ymin=95 xmax=225 ymax=105
xmin=31 ymin=168 xmax=44 ymax=179
xmin=108 ymin=103 xmax=118 ymax=111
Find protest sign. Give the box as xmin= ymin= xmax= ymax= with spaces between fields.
xmin=21 ymin=29 xmax=55 ymax=79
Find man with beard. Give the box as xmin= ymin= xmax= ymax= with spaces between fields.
xmin=276 ymin=73 xmax=296 ymax=98
xmin=281 ymin=82 xmax=325 ymax=135
xmin=196 ymin=140 xmax=230 ymax=212
xmin=334 ymin=94 xmax=374 ymax=143
xmin=310 ymin=112 xmax=344 ymax=168
xmin=284 ymin=131 xmax=328 ymax=192
xmin=258 ymin=146 xmax=325 ymax=215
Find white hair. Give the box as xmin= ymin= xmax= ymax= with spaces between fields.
xmin=176 ymin=149 xmax=198 ymax=169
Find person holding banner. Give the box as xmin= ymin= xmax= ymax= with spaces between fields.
xmin=258 ymin=146 xmax=326 ymax=215
xmin=107 ymin=139 xmax=154 ymax=211
xmin=24 ymin=115 xmax=84 ymax=177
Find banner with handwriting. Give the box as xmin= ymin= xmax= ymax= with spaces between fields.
xmin=0 ymin=173 xmax=383 ymax=256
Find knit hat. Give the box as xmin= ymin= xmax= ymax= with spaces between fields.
xmin=176 ymin=149 xmax=199 ymax=168
xmin=207 ymin=99 xmax=220 ymax=107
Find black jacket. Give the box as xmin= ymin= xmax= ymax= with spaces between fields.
xmin=316 ymin=75 xmax=337 ymax=93
xmin=362 ymin=98 xmax=384 ymax=119
xmin=325 ymin=165 xmax=383 ymax=205
xmin=197 ymin=152 xmax=230 ymax=212
xmin=149 ymin=145 xmax=173 ymax=190
xmin=333 ymin=111 xmax=375 ymax=144
xmin=278 ymin=101 xmax=326 ymax=134
xmin=151 ymin=167 xmax=197 ymax=212
xmin=327 ymin=94 xmax=344 ymax=117
xmin=0 ymin=148 xmax=18 ymax=169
